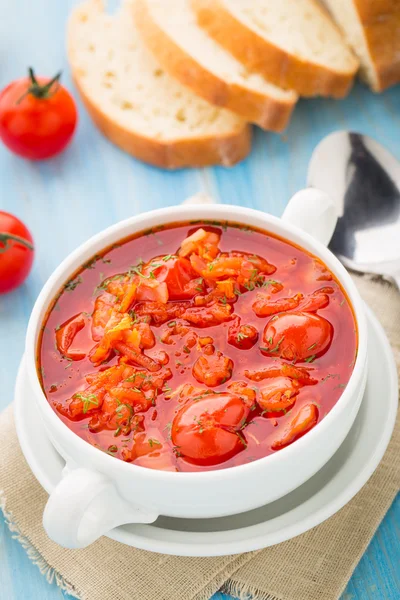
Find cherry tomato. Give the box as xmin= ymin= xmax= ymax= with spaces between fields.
xmin=263 ymin=312 xmax=333 ymax=362
xmin=0 ymin=211 xmax=34 ymax=293
xmin=171 ymin=393 xmax=249 ymax=465
xmin=0 ymin=68 xmax=77 ymax=160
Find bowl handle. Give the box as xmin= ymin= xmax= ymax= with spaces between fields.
xmin=282 ymin=188 xmax=338 ymax=247
xmin=43 ymin=467 xmax=158 ymax=548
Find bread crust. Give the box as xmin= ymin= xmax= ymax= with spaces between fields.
xmin=67 ymin=0 xmax=251 ymax=170
xmin=353 ymin=0 xmax=400 ymax=91
xmin=191 ymin=0 xmax=359 ymax=98
xmin=134 ymin=0 xmax=297 ymax=131
xmin=72 ymin=75 xmax=251 ymax=170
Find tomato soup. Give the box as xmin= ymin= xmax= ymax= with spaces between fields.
xmin=38 ymin=222 xmax=357 ymax=472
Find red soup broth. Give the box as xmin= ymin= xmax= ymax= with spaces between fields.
xmin=38 ymin=221 xmax=358 ymax=472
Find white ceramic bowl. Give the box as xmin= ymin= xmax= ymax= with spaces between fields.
xmin=25 ymin=190 xmax=368 ymax=549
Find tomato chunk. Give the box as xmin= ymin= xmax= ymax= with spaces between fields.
xmin=182 ymin=302 xmax=232 ymax=327
xmin=258 ymin=377 xmax=299 ymax=415
xmin=252 ymin=293 xmax=303 ymax=317
xmin=245 ymin=363 xmax=317 ymax=385
xmin=262 ymin=312 xmax=333 ymax=362
xmin=271 ymin=403 xmax=319 ymax=449
xmin=171 ymin=393 xmax=249 ymax=465
xmin=91 ymin=293 xmax=115 ymax=341
xmin=228 ymin=318 xmax=258 ymax=349
xmin=143 ymin=256 xmax=202 ymax=300
xmin=192 ymin=351 xmax=233 ymax=387
xmin=179 ymin=228 xmax=221 ymax=261
xmin=56 ymin=312 xmax=87 ymax=360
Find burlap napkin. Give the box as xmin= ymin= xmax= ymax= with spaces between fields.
xmin=1 ymin=274 xmax=399 ymax=600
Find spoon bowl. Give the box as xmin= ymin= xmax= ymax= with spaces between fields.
xmin=307 ymin=131 xmax=400 ymax=288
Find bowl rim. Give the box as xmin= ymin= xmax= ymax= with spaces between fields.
xmin=25 ymin=203 xmax=368 ymax=482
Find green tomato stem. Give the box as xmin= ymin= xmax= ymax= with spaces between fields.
xmin=0 ymin=232 xmax=34 ymax=253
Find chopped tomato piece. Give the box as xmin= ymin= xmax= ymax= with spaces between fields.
xmin=90 ymin=313 xmax=138 ymax=365
xmin=143 ymin=256 xmax=202 ymax=300
xmin=55 ymin=312 xmax=88 ymax=360
xmin=245 ymin=363 xmax=317 ymax=385
xmin=119 ymin=282 xmax=137 ymax=313
xmin=228 ymin=318 xmax=258 ymax=349
xmin=136 ymin=280 xmax=169 ymax=304
xmin=67 ymin=364 xmax=132 ymax=419
xmin=178 ymin=228 xmax=221 ymax=261
xmin=192 ymin=351 xmax=233 ymax=387
xmin=171 ymin=393 xmax=249 ymax=465
xmin=262 ymin=312 xmax=333 ymax=362
xmin=105 ymin=275 xmax=128 ymax=298
xmin=114 ymin=341 xmax=161 ymax=372
xmin=227 ymin=381 xmax=257 ymax=407
xmin=91 ymin=293 xmax=116 ymax=341
xmin=135 ymin=322 xmax=155 ymax=349
xmin=252 ymin=293 xmax=303 ymax=317
xmin=135 ymin=301 xmax=186 ymax=325
xmin=182 ymin=302 xmax=232 ymax=327
xmin=215 ymin=278 xmax=237 ymax=299
xmin=109 ymin=386 xmax=153 ymax=413
xmin=258 ymin=377 xmax=299 ymax=415
xmin=298 ymin=287 xmax=334 ymax=313
xmin=271 ymin=403 xmax=319 ymax=449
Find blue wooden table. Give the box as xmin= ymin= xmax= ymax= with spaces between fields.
xmin=0 ymin=1 xmax=399 ymax=598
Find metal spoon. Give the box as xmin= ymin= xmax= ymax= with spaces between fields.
xmin=307 ymin=131 xmax=400 ymax=290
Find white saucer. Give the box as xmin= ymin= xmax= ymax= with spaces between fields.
xmin=15 ymin=305 xmax=397 ymax=557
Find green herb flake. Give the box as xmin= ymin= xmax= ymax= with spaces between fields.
xmin=260 ymin=336 xmax=285 ymax=354
xmin=64 ymin=276 xmax=82 ymax=292
xmin=321 ymin=373 xmax=340 ymax=384
xmin=73 ymin=393 xmax=99 ymax=414
xmin=262 ymin=279 xmax=279 ymax=288
xmin=305 ymin=354 xmax=316 ymax=363
xmin=237 ymin=332 xmax=248 ymax=342
xmin=148 ymin=438 xmax=161 ymax=448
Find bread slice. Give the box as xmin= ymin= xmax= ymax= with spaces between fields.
xmin=192 ymin=0 xmax=359 ymax=98
xmin=134 ymin=0 xmax=297 ymax=131
xmin=67 ymin=0 xmax=251 ymax=169
xmin=321 ymin=0 xmax=400 ymax=92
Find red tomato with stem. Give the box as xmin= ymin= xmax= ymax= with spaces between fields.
xmin=0 ymin=211 xmax=34 ymax=293
xmin=0 ymin=68 xmax=77 ymax=160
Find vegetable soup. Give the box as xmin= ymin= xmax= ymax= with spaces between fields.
xmin=38 ymin=222 xmax=357 ymax=472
